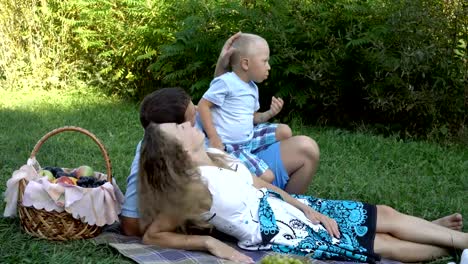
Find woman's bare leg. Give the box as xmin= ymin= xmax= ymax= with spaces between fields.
xmin=375 ymin=205 xmax=468 ymax=250
xmin=374 ymin=233 xmax=449 ymax=262
xmin=432 ymin=213 xmax=463 ymax=231
xmin=280 ymin=136 xmax=319 ymax=194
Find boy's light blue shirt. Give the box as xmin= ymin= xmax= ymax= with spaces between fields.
xmin=202 ymin=72 xmax=260 ymax=144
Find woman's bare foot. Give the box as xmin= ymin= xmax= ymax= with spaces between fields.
xmin=432 ymin=213 xmax=463 ymax=231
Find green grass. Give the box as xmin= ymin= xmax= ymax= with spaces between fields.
xmin=0 ymin=89 xmax=467 ymax=263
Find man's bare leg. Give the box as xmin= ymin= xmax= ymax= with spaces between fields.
xmin=280 ymin=136 xmax=319 ymax=194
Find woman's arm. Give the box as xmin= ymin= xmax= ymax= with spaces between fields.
xmin=142 ymin=215 xmax=254 ymax=263
xmin=252 ymin=176 xmax=340 ymax=238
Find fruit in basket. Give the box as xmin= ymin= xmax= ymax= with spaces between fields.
xmin=74 ymin=165 xmax=94 ymax=178
xmin=43 ymin=166 xmax=64 ymax=178
xmin=56 ymin=171 xmax=72 ymax=178
xmin=69 ymin=177 xmax=78 ymax=185
xmin=55 ymin=176 xmax=77 ymax=185
xmin=69 ymin=170 xmax=77 ymax=178
xmin=39 ymin=169 xmax=55 ymax=182
xmin=77 ymin=176 xmax=107 ymax=188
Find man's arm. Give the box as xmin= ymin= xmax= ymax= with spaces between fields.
xmin=120 ymin=142 xmax=143 ymax=236
xmin=120 ymin=216 xmax=142 ymax=236
xmin=198 ymin=98 xmax=224 ymax=150
xmin=214 ymin=32 xmax=242 ymax=77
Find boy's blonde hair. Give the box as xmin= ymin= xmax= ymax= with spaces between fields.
xmin=231 ymin=33 xmax=268 ymax=69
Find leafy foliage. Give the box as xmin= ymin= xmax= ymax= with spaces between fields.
xmin=1 ymin=0 xmax=466 ymax=141
xmin=149 ymin=0 xmax=467 ymax=142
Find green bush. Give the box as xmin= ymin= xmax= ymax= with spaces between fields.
xmin=52 ymin=0 xmax=177 ymax=98
xmin=0 ymin=0 xmax=177 ymax=97
xmin=0 ymin=0 xmax=79 ymax=90
xmin=1 ymin=0 xmax=466 ymax=142
xmin=149 ymin=0 xmax=467 ymax=141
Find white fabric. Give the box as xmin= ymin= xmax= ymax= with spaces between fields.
xmin=3 ymin=159 xmax=41 ymax=217
xmin=202 ymin=72 xmax=260 ymax=144
xmin=199 ymin=158 xmax=331 ymax=250
xmin=199 ymin=165 xmax=264 ymax=247
xmin=461 ymin=249 xmax=468 ymax=264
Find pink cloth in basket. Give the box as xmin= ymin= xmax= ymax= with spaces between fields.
xmin=3 ymin=158 xmax=125 ymax=227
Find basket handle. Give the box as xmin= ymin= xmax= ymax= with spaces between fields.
xmin=30 ymin=126 xmax=112 ymax=182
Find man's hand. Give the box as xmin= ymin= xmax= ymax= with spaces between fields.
xmin=269 ymin=96 xmax=284 ymax=117
xmin=206 ymin=237 xmax=254 ymax=263
xmin=303 ymin=207 xmax=340 ymax=239
xmin=215 ymin=32 xmax=242 ymax=77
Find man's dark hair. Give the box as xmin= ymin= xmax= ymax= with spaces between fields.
xmin=139 ymin=87 xmax=191 ymax=129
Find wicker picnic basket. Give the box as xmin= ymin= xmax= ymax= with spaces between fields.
xmin=17 ymin=126 xmax=113 ymax=241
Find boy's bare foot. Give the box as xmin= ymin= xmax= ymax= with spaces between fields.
xmin=432 ymin=213 xmax=463 ymax=231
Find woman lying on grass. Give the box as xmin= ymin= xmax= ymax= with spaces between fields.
xmin=138 ymin=121 xmax=467 ymax=263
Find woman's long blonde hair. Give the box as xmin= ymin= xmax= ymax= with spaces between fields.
xmin=138 ymin=123 xmax=213 ymax=233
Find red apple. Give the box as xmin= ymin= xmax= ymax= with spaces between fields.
xmin=55 ymin=176 xmax=77 ymax=185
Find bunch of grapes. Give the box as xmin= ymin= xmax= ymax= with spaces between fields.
xmin=261 ymin=255 xmax=305 ymax=264
xmin=76 ymin=176 xmax=107 ymax=188
xmin=43 ymin=166 xmax=64 ymax=178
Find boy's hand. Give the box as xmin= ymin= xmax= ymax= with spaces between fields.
xmin=269 ymin=96 xmax=284 ymax=117
xmin=209 ymin=136 xmax=225 ymax=151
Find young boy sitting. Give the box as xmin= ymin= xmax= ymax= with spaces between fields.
xmin=198 ymin=33 xmax=292 ymax=183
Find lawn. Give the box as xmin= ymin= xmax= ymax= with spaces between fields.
xmin=0 ymin=89 xmax=466 ymax=263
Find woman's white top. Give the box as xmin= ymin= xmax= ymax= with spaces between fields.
xmin=199 ymin=149 xmax=327 ymax=250
xmin=199 ymin=159 xmax=264 ymax=247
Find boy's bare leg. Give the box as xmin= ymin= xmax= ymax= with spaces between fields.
xmin=375 ymin=205 xmax=468 ymax=250
xmin=374 ymin=233 xmax=449 ymax=262
xmin=275 ymin=124 xmax=292 ymax=141
xmin=432 ymin=213 xmax=463 ymax=231
xmin=280 ymin=136 xmax=319 ymax=194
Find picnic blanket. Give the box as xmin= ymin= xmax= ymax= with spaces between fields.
xmin=92 ymin=225 xmax=402 ymax=264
